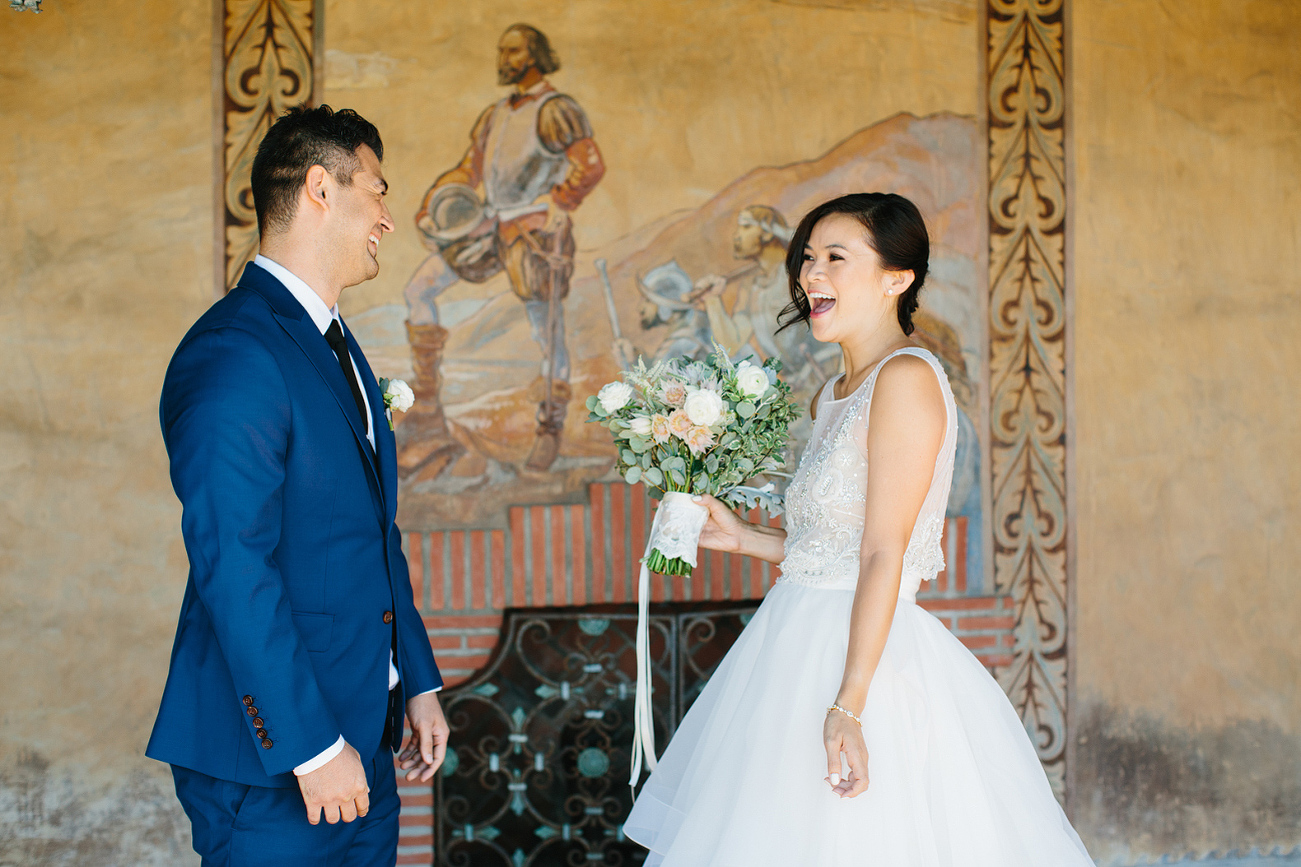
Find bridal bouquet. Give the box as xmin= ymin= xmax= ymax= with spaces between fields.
xmin=588 ymin=348 xmax=800 ymax=572
xmin=588 ymin=347 xmax=800 ymax=783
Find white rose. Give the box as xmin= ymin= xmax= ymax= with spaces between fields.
xmin=683 ymin=387 xmax=724 ymax=427
xmin=385 ymin=379 xmax=415 ymax=412
xmin=598 ymin=381 xmax=634 ymax=413
xmin=735 ymin=362 xmax=770 ymax=398
xmin=628 ymin=415 xmax=652 ymax=436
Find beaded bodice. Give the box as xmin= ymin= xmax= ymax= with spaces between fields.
xmin=777 ymin=348 xmax=957 ymax=602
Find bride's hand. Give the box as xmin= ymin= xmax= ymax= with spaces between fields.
xmin=691 ymin=494 xmax=747 ymax=553
xmin=823 ymin=710 xmax=870 ymax=798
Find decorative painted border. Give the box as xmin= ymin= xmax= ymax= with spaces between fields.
xmin=984 ymin=0 xmax=1071 ymax=798
xmin=212 ymin=0 xmax=322 ymax=295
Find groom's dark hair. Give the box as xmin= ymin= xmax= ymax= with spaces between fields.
xmin=251 ymin=104 xmax=384 ymax=236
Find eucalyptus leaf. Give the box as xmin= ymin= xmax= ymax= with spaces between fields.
xmin=643 ymin=467 xmax=664 ymax=487
xmin=625 ymin=465 xmax=642 ymax=485
xmin=736 ymin=401 xmax=756 ymax=419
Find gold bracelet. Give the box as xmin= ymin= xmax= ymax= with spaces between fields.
xmin=827 ymin=703 xmax=863 ymax=727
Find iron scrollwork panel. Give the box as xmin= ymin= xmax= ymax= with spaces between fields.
xmin=436 ymin=610 xmax=672 ymax=867
xmin=677 ymin=607 xmax=756 ymax=717
xmin=435 ymin=603 xmax=758 ymax=866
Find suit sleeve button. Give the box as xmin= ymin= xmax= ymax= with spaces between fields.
xmin=242 ymin=695 xmax=254 ymax=706
xmin=382 ymin=611 xmax=394 ymax=624
xmin=252 ymin=717 xmax=264 ymax=728
xmin=246 ymin=707 xmax=258 ymax=717
xmin=256 ymin=728 xmax=267 ymax=738
xmin=261 ymin=739 xmax=273 ymax=749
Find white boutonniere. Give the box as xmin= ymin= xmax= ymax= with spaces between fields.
xmin=378 ymin=377 xmax=415 ymax=430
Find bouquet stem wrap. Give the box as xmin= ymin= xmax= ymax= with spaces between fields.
xmin=631 ymin=492 xmax=710 ymax=787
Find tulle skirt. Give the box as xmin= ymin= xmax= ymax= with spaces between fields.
xmin=624 ymin=582 xmax=1093 ymax=866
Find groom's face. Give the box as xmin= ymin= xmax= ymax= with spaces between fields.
xmin=330 ymin=144 xmax=394 ymax=288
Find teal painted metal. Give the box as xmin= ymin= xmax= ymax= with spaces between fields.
xmin=433 ymin=604 xmax=758 ymax=866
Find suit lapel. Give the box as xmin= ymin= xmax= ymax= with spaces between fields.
xmin=238 ymin=264 xmax=384 ymax=518
xmin=347 ymin=326 xmax=398 ymax=523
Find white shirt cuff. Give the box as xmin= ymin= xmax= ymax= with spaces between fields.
xmin=390 ymin=650 xmax=442 ymax=695
xmin=293 ymin=736 xmax=345 ymax=776
xmin=387 ymin=648 xmax=444 ymax=697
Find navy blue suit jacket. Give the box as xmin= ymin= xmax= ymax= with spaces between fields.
xmin=147 ymin=262 xmax=441 ymax=788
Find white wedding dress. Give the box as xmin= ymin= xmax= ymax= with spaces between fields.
xmin=625 ymin=347 xmax=1093 ymax=866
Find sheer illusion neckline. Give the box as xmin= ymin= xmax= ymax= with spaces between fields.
xmin=824 ymin=374 xmax=868 ymax=404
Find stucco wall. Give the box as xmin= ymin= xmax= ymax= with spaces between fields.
xmin=0 ymin=0 xmax=1298 ymax=865
xmin=1071 ymin=0 xmax=1301 ymax=861
xmin=0 ymin=2 xmax=208 ymax=864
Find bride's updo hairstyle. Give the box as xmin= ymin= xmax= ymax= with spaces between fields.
xmin=778 ymin=192 xmax=930 ymax=336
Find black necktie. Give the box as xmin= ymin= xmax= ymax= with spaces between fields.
xmin=324 ymin=319 xmax=368 ymax=429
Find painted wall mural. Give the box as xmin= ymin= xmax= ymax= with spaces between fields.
xmin=213 ymin=0 xmax=1071 ymax=806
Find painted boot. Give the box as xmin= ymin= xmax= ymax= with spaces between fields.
xmin=397 ymin=323 xmax=464 ymax=479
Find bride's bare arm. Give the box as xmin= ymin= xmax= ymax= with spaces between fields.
xmin=691 ymin=494 xmax=787 ymax=564
xmin=824 ymin=355 xmax=946 ymax=798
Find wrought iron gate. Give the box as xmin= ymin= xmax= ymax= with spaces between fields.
xmin=433 ymin=603 xmax=757 ymax=866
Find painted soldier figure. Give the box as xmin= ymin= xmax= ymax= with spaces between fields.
xmin=405 ymin=23 xmax=605 ymax=474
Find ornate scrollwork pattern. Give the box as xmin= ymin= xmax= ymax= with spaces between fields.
xmin=436 ymin=605 xmax=755 ymax=866
xmin=220 ymin=0 xmax=317 ymax=289
xmin=986 ymin=0 xmax=1069 ymax=797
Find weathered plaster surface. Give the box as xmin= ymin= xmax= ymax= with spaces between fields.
xmin=1072 ymin=0 xmax=1301 ymax=860
xmin=0 ymin=751 xmax=191 ymax=867
xmin=1075 ymin=705 xmax=1301 ymax=863
xmin=0 ymin=1 xmax=207 ymax=863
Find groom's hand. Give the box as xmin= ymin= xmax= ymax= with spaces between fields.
xmin=298 ymin=743 xmax=370 ymax=825
xmin=399 ymin=691 xmax=450 ymax=782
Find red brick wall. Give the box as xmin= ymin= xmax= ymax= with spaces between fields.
xmin=393 ymin=483 xmax=1009 ymax=864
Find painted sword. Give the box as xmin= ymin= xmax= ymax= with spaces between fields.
xmin=594 ymin=258 xmax=633 ymax=368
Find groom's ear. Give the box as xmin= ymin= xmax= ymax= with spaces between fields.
xmin=303 ymin=164 xmax=331 ymax=217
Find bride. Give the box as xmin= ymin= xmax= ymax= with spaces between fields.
xmin=624 ymin=193 xmax=1093 ymax=865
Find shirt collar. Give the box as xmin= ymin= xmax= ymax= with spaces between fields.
xmin=254 ymin=254 xmax=339 ymax=336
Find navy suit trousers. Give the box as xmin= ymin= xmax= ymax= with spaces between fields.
xmin=171 ymin=744 xmax=398 ymax=867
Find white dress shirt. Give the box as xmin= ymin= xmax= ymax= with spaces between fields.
xmin=253 ymin=256 xmax=438 ymax=776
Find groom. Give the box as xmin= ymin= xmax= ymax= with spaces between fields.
xmin=147 ymin=105 xmax=448 ymax=864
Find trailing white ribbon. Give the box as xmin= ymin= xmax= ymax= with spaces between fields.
xmin=631 ymin=491 xmax=710 ymax=787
